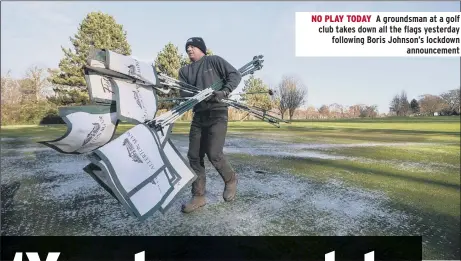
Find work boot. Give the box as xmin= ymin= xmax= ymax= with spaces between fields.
xmin=223 ymin=173 xmax=238 ymax=202
xmin=181 ymin=196 xmax=206 ymax=213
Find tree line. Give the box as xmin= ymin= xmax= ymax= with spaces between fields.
xmin=388 ymin=89 xmax=460 ymax=116
xmin=1 ymin=11 xmax=310 ymax=125
xmin=286 ymin=87 xmax=460 ymax=120
xmin=2 ymin=11 xmax=458 ymax=125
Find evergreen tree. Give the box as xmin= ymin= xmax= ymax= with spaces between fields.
xmin=48 ymin=12 xmax=132 ymax=106
xmin=154 ymin=42 xmax=183 ymax=110
xmin=410 ymin=98 xmax=420 ymax=114
xmin=241 ymin=75 xmax=273 ymax=111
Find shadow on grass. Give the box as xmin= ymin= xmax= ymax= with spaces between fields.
xmin=1 ymin=125 xmax=67 ymax=138
xmin=1 ymin=137 xmax=34 ymax=147
xmin=284 ymin=157 xmax=460 ymax=191
xmin=297 ymin=133 xmax=438 ymax=143
xmin=228 ymin=128 xmax=456 ymax=143
xmin=283 ymin=126 xmax=460 ymax=136
xmin=2 ymin=123 xmax=458 ymax=139
xmin=225 ymin=124 xmax=459 ymax=137
xmin=387 ymin=199 xmax=460 ymax=260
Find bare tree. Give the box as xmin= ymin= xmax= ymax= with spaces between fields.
xmin=389 ymin=91 xmax=409 ymax=116
xmin=275 ymin=75 xmax=307 ymax=120
xmin=440 ymin=88 xmax=460 ymax=115
xmin=318 ymin=104 xmax=330 ymax=118
xmin=305 ymin=106 xmax=318 ymax=119
xmin=359 ymin=105 xmax=379 ymax=118
xmin=418 ymin=94 xmax=447 ymax=115
xmin=389 ymin=94 xmax=400 ymax=115
xmin=18 ymin=66 xmax=52 ymax=102
xmin=399 ymin=91 xmax=410 ymax=116
xmin=348 ymin=105 xmax=361 ymax=118
xmin=1 ymin=71 xmax=22 ymax=105
xmin=328 ymin=103 xmax=344 ymax=118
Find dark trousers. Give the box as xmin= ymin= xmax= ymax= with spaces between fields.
xmin=187 ymin=109 xmax=235 ymax=196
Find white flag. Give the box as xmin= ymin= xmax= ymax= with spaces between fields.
xmin=90 ymin=124 xmax=173 ymax=220
xmin=84 ymin=69 xmax=116 ymax=104
xmin=83 ymin=160 xmax=137 ymax=218
xmin=39 ymin=105 xmax=118 ymax=154
xmin=159 ymin=138 xmax=197 ymax=213
xmin=85 ymin=122 xmax=198 ymax=220
xmin=85 ymin=48 xmax=158 ymax=86
xmin=105 ymin=50 xmax=158 ymax=86
xmin=112 ymin=78 xmax=158 ymax=124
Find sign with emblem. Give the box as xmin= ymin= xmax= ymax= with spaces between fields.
xmin=105 ymin=49 xmax=158 ymax=85
xmin=84 ymin=68 xmax=116 ymax=104
xmin=84 ymin=123 xmax=195 ymax=220
xmin=38 ymin=104 xmax=119 ymax=154
xmin=158 ymin=138 xmax=196 ymax=213
xmin=112 ymin=78 xmax=158 ymax=124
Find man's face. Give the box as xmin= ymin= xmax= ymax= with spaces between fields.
xmin=186 ymin=45 xmax=203 ymax=62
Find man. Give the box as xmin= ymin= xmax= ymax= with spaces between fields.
xmin=178 ymin=37 xmax=242 ymax=213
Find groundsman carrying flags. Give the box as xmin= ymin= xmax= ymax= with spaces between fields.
xmin=38 ymin=47 xmax=268 ymax=221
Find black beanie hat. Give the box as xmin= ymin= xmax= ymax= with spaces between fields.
xmin=185 ymin=37 xmax=207 ymax=55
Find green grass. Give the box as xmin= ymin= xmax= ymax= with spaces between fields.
xmin=319 ymin=144 xmax=460 ymax=166
xmin=2 ymin=116 xmax=458 ymax=142
xmin=1 ymin=116 xmax=460 ymax=259
xmin=223 ymin=119 xmax=459 ymax=260
xmin=266 ymin=156 xmax=458 ymax=216
xmin=0 ymin=124 xmax=134 ymax=139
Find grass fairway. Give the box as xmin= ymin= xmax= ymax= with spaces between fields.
xmin=1 ymin=116 xmax=460 ymax=259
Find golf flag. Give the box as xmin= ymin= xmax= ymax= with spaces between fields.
xmin=159 ymin=138 xmax=197 ymax=213
xmin=84 ymin=123 xmax=195 ymax=220
xmin=84 ymin=67 xmax=158 ymax=124
xmin=112 ymin=78 xmax=158 ymax=124
xmin=84 ymin=69 xmax=116 ymax=104
xmin=38 ymin=104 xmax=119 ymax=154
xmin=86 ymin=48 xmax=159 ymax=86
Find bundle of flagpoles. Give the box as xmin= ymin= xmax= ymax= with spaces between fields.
xmin=152 ymin=56 xmax=288 ymax=129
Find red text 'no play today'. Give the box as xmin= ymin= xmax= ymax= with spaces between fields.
xmin=312 ymin=15 xmax=372 ymax=23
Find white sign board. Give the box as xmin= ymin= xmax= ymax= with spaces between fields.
xmin=86 ymin=123 xmax=196 ymax=220
xmin=112 ymin=78 xmax=158 ymax=124
xmin=39 ymin=105 xmax=119 ymax=154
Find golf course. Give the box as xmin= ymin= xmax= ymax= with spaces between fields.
xmin=1 ymin=116 xmax=459 ymax=260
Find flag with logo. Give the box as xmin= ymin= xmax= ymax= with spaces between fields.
xmin=85 ymin=123 xmax=196 ymax=220
xmin=86 ymin=48 xmax=159 ymax=86
xmin=84 ymin=69 xmax=116 ymax=104
xmin=38 ymin=104 xmax=119 ymax=154
xmin=112 ymin=78 xmax=158 ymax=124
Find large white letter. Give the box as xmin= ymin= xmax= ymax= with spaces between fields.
xmin=13 ymin=252 xmax=23 ymax=261
xmin=325 ymin=251 xmax=335 ymax=261
xmin=13 ymin=253 xmax=61 ymax=261
xmin=365 ymin=251 xmax=374 ymax=261
xmin=135 ymin=251 xmax=145 ymax=261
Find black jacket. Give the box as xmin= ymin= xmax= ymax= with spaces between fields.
xmin=178 ymin=55 xmax=242 ymax=112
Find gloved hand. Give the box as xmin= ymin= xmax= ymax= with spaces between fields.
xmin=210 ymin=90 xmax=229 ymax=102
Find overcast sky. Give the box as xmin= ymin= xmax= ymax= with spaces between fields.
xmin=1 ymin=1 xmax=459 ymax=113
